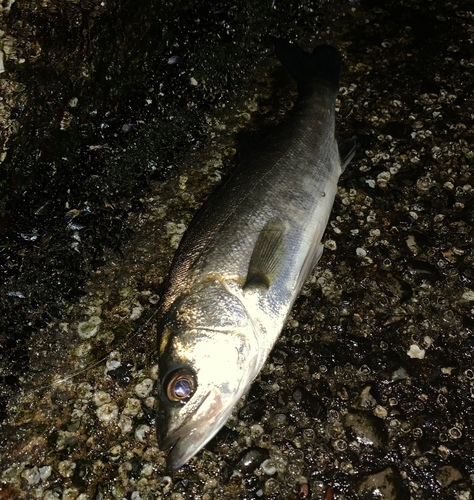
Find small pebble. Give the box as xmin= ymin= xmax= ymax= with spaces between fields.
xmin=236 ymin=448 xmax=269 ymax=473
xmin=21 ymin=467 xmax=40 ymax=485
xmin=122 ymin=398 xmax=141 ymax=416
xmin=39 ymin=465 xmax=52 ymax=481
xmin=106 ymin=359 xmax=121 ymax=372
xmin=462 ymin=289 xmax=474 ymax=301
xmin=73 ymin=342 xmax=92 ymax=358
xmin=130 ymin=304 xmax=144 ymax=320
xmin=135 ymin=424 xmax=151 ymax=442
xmin=58 ymin=460 xmax=76 ymax=478
xmin=167 ymin=55 xmax=180 ymax=65
xmin=407 ymin=344 xmax=426 ymax=359
xmin=77 ymin=383 xmax=93 ymax=400
xmin=118 ymin=414 xmax=133 ymax=434
xmin=355 ymin=466 xmax=408 ymax=499
xmin=109 ymin=445 xmax=121 ymax=456
xmin=93 ymin=391 xmax=111 ymax=407
xmin=77 ymin=316 xmax=102 ymax=339
xmin=141 ymin=464 xmax=154 ymax=477
xmin=261 ymin=459 xmax=277 ymax=475
xmin=325 ymin=239 xmax=337 ymax=251
xmin=437 ymin=465 xmax=463 ymax=488
xmin=63 ymin=487 xmax=80 ymax=500
xmin=145 ymin=396 xmax=155 ymax=408
xmin=135 ymin=378 xmax=154 ymax=398
xmin=96 ymin=403 xmax=119 ymax=423
xmin=44 ymin=492 xmax=61 ymax=500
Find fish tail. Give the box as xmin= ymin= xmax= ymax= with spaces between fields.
xmin=272 ymin=38 xmax=342 ymax=91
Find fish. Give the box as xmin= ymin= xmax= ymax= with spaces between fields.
xmin=156 ymin=39 xmax=356 ymax=471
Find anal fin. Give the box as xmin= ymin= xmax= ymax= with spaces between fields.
xmin=311 ymin=243 xmax=324 ymax=271
xmin=294 ymin=234 xmax=324 ymax=293
xmin=338 ymin=136 xmax=357 ymax=172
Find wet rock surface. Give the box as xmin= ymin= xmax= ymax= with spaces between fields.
xmin=1 ymin=0 xmax=474 ymax=499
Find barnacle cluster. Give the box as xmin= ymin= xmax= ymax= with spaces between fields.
xmin=2 ymin=0 xmax=473 ymax=499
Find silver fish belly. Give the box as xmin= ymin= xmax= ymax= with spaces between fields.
xmin=156 ymin=40 xmax=356 ymax=470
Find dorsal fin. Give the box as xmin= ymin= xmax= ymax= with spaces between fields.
xmin=244 ymin=219 xmax=288 ymax=291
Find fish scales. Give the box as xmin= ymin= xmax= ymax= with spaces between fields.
xmin=162 ymin=90 xmax=339 ymax=323
xmin=156 ymin=40 xmax=356 ymax=470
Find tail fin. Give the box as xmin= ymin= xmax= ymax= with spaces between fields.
xmin=272 ymin=39 xmax=342 ymax=92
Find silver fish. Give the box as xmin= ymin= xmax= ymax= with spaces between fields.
xmin=156 ymin=39 xmax=356 ymax=470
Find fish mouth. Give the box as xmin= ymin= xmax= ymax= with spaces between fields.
xmin=158 ymin=388 xmax=226 ymax=471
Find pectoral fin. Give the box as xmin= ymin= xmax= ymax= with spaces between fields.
xmin=244 ymin=219 xmax=288 ymax=291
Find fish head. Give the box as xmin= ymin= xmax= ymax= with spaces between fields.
xmin=156 ymin=281 xmax=259 ymax=470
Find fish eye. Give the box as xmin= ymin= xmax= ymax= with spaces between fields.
xmin=165 ymin=369 xmax=195 ymax=402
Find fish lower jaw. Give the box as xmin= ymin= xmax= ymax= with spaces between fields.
xmin=159 ymin=387 xmax=226 ymax=470
xmin=160 ymin=381 xmax=257 ymax=471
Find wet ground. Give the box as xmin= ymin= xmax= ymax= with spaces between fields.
xmin=1 ymin=0 xmax=474 ymax=498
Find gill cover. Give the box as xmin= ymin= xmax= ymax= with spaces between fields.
xmin=157 ymin=279 xmax=259 ymax=470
